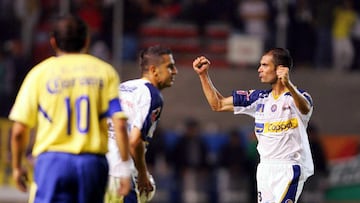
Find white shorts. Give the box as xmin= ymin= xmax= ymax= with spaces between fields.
xmin=105 ymin=174 xmax=155 ymax=203
xmin=105 ymin=176 xmax=124 ymax=203
xmin=256 ymin=160 xmax=306 ymax=203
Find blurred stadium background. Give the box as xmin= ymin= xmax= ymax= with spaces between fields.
xmin=1 ymin=0 xmax=360 ymax=203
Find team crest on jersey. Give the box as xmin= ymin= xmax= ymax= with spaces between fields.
xmin=151 ymin=107 xmax=162 ymax=122
xmin=271 ymin=104 xmax=277 ymax=112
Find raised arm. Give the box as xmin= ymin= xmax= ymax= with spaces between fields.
xmin=192 ymin=56 xmax=234 ymax=112
xmin=277 ymin=66 xmax=312 ymax=114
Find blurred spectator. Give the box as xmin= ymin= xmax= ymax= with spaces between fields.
xmin=89 ymin=40 xmax=111 ymax=62
xmin=178 ymin=0 xmax=213 ymax=45
xmin=0 ymin=49 xmax=14 ymax=117
xmin=172 ymin=118 xmax=209 ymax=172
xmin=287 ymin=0 xmax=315 ymax=66
xmin=237 ymin=0 xmax=270 ymax=51
xmin=151 ymin=0 xmax=182 ymax=21
xmin=312 ymin=0 xmax=336 ymax=69
xmin=218 ymin=128 xmax=249 ymax=176
xmin=75 ymin=0 xmax=104 ymax=42
xmin=208 ymin=0 xmax=238 ymax=24
xmin=245 ymin=131 xmax=259 ymax=203
xmin=146 ymin=126 xmax=171 ymax=171
xmin=4 ymin=39 xmax=31 ymax=94
xmin=0 ymin=39 xmax=30 ymax=117
xmin=0 ymin=0 xmax=21 ymax=42
xmin=172 ymin=117 xmax=210 ymax=203
xmin=102 ymin=0 xmax=151 ymax=61
xmin=332 ymin=0 xmax=357 ymax=72
xmin=31 ymin=0 xmax=59 ymax=64
xmin=351 ymin=10 xmax=360 ymax=72
xmin=14 ymin=0 xmax=40 ymax=57
xmin=217 ymin=128 xmax=254 ymax=203
xmin=299 ymin=122 xmax=329 ymax=203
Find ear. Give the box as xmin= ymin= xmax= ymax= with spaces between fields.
xmin=149 ymin=64 xmax=157 ymax=75
xmin=82 ymin=36 xmax=91 ymax=53
xmin=50 ymin=37 xmax=57 ymax=51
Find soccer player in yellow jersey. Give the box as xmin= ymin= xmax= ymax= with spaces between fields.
xmin=9 ymin=14 xmax=131 ymax=202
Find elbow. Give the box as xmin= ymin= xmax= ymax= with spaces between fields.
xmin=299 ymin=104 xmax=311 ymax=115
xmin=300 ymin=108 xmax=310 ymax=115
xmin=129 ymin=139 xmax=138 ymax=151
xmin=210 ymin=104 xmax=222 ymax=112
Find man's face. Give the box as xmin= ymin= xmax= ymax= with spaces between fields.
xmin=257 ymin=54 xmax=277 ymax=84
xmin=155 ymin=54 xmax=178 ymax=90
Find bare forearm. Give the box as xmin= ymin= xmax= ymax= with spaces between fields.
xmin=194 ymin=56 xmax=233 ymax=112
xmin=199 ymin=73 xmax=224 ymax=111
xmin=132 ymin=142 xmax=147 ymax=175
xmin=113 ymin=118 xmax=130 ymax=161
xmin=11 ymin=122 xmax=28 ymax=169
xmin=286 ymin=82 xmax=311 ymax=114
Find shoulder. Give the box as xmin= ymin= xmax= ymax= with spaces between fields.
xmin=285 ymin=88 xmax=313 ymax=106
xmin=24 ymin=57 xmax=57 ymax=79
xmin=233 ymin=89 xmax=270 ymax=99
xmin=232 ymin=89 xmax=269 ymax=106
xmin=120 ymin=79 xmax=145 ymax=92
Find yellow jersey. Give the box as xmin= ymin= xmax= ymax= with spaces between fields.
xmin=9 ymin=54 xmax=126 ymax=156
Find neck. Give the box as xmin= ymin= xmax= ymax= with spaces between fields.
xmin=141 ymin=76 xmax=159 ymax=89
xmin=271 ymin=83 xmax=288 ymax=97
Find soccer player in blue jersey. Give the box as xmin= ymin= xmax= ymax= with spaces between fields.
xmin=192 ymin=48 xmax=314 ymax=203
xmin=9 ymin=14 xmax=131 ymax=202
xmin=106 ymin=45 xmax=178 ymax=203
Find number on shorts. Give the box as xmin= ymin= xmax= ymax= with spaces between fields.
xmin=258 ymin=191 xmax=262 ymax=202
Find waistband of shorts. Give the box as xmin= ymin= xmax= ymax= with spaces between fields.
xmin=260 ymin=159 xmax=298 ymax=165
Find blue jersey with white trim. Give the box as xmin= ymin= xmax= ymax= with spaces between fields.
xmin=232 ymin=88 xmax=314 ymax=178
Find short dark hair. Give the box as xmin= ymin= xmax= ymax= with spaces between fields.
xmin=139 ymin=45 xmax=172 ymax=72
xmin=265 ymin=48 xmax=293 ymax=69
xmin=51 ymin=14 xmax=88 ymax=52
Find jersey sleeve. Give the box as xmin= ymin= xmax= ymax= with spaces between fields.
xmin=9 ymin=69 xmax=39 ymax=128
xmin=131 ymin=87 xmax=151 ymax=131
xmin=292 ymin=89 xmax=314 ymax=122
xmin=232 ymin=89 xmax=262 ymax=117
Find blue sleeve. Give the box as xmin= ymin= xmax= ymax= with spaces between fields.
xmin=232 ymin=89 xmax=265 ymax=107
xmin=100 ymin=98 xmax=123 ymax=119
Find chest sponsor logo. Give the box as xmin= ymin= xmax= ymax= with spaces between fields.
xmin=255 ymin=118 xmax=298 ymax=133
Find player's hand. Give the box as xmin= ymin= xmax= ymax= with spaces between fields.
xmin=12 ymin=167 xmax=28 ymax=192
xmin=193 ymin=56 xmax=210 ymax=74
xmin=117 ymin=176 xmax=131 ymax=196
xmin=137 ymin=172 xmax=153 ymax=197
xmin=276 ymin=65 xmax=290 ymax=86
